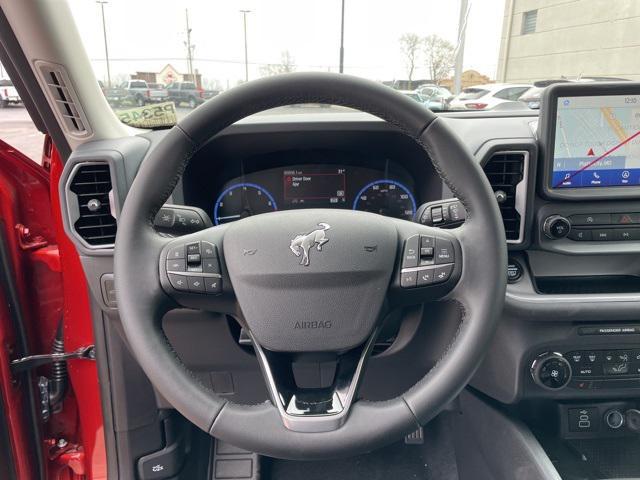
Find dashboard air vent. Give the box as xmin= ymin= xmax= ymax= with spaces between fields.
xmin=69 ymin=163 xmax=116 ymax=246
xmin=483 ymin=151 xmax=527 ymax=243
xmin=36 ymin=62 xmax=90 ymax=137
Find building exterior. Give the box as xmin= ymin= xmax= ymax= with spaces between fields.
xmin=497 ymin=0 xmax=640 ymax=83
xmin=440 ymin=70 xmax=492 ymax=90
xmin=131 ymin=64 xmax=202 ymax=87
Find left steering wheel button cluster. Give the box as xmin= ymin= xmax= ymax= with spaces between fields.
xmin=165 ymin=241 xmax=222 ymax=295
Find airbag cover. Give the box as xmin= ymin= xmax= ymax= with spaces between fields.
xmin=223 ymin=209 xmax=397 ymax=351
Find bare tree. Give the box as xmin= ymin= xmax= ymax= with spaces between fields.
xmin=260 ymin=50 xmax=297 ymax=77
xmin=399 ymin=33 xmax=422 ymax=89
xmin=423 ymin=35 xmax=455 ymax=85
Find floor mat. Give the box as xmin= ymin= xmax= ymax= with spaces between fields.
xmin=266 ymin=414 xmax=459 ymax=480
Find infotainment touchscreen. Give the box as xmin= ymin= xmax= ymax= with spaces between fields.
xmin=551 ymin=94 xmax=640 ymax=189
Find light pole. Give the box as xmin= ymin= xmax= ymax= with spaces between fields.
xmin=339 ymin=0 xmax=345 ymax=73
xmin=453 ymin=0 xmax=469 ymax=94
xmin=185 ymin=9 xmax=194 ymax=79
xmin=97 ymin=1 xmax=111 ymax=88
xmin=240 ymin=10 xmax=251 ymax=82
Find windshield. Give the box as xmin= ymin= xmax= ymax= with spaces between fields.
xmin=68 ymin=0 xmax=633 ymax=126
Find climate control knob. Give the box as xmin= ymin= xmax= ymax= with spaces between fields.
xmin=543 ymin=215 xmax=571 ymax=239
xmin=531 ymin=352 xmax=572 ymax=390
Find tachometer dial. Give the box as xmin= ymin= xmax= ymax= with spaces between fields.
xmin=213 ymin=183 xmax=277 ymax=225
xmin=352 ymin=180 xmax=416 ymax=220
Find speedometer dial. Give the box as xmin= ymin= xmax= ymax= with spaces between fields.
xmin=213 ymin=183 xmax=277 ymax=225
xmin=352 ymin=180 xmax=416 ymax=220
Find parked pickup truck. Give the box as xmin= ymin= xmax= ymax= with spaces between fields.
xmin=98 ymin=80 xmax=127 ymax=108
xmin=166 ymin=82 xmax=218 ymax=108
xmin=0 ymin=79 xmax=21 ymax=107
xmin=121 ymin=80 xmax=169 ymax=107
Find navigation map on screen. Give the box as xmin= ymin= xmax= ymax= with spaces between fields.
xmin=552 ymin=94 xmax=640 ymax=189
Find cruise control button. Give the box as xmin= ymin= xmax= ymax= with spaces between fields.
xmin=400 ymin=270 xmax=418 ymax=288
xmin=187 ymin=276 xmax=205 ymax=293
xmin=435 ymin=238 xmax=454 ymax=264
xmin=186 ymin=242 xmax=200 ymax=255
xmin=420 ymin=247 xmax=434 ymax=257
xmin=204 ymin=276 xmax=222 ymax=294
xmin=417 ymin=267 xmax=434 ymax=286
xmin=168 ymin=273 xmax=188 ymax=291
xmin=433 ymin=264 xmax=453 ymax=283
xmin=166 ymin=259 xmax=186 ymax=272
xmin=420 ymin=236 xmax=435 ymax=248
xmin=187 ymin=253 xmax=201 ymax=264
xmin=201 ymin=241 xmax=218 ymax=258
xmin=167 ymin=245 xmax=185 ymax=260
xmin=202 ymin=259 xmax=221 ymax=274
xmin=402 ymin=236 xmax=419 ymax=268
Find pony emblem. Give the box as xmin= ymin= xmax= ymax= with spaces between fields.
xmin=289 ymin=223 xmax=331 ymax=266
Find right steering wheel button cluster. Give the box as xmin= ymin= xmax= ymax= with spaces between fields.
xmin=165 ymin=241 xmax=222 ymax=295
xmin=400 ymin=234 xmax=456 ymax=288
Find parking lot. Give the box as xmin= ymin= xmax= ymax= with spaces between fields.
xmin=0 ymin=105 xmax=45 ymax=162
xmin=0 ymin=103 xmax=354 ymax=164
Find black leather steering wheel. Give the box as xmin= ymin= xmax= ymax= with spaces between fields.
xmin=114 ymin=73 xmax=506 ymax=459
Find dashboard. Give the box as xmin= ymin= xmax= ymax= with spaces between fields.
xmin=60 ymin=82 xmax=640 ymax=455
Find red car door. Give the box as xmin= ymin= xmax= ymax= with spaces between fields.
xmin=0 ymin=136 xmax=106 ymax=480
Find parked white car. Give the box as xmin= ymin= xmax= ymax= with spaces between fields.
xmin=448 ymin=83 xmax=532 ymax=110
xmin=0 ymin=79 xmax=21 ymax=107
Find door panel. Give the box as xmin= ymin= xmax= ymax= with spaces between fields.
xmin=0 ymin=137 xmax=107 ymax=479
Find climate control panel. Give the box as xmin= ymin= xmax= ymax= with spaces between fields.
xmin=531 ymin=348 xmax=640 ymax=391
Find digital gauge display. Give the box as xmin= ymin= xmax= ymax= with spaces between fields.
xmin=283 ymin=167 xmax=347 ymax=207
xmin=212 ymin=164 xmax=417 ymax=223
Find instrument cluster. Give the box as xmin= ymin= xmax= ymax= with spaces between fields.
xmin=212 ymin=164 xmax=416 ymax=225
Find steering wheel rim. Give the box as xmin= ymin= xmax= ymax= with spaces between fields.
xmin=114 ymin=72 xmax=507 ymax=459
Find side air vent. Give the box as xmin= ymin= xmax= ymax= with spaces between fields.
xmin=68 ymin=163 xmax=116 ymax=247
xmin=483 ymin=151 xmax=528 ymax=243
xmin=36 ymin=62 xmax=91 ymax=137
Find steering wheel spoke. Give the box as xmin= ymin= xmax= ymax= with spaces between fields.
xmin=249 ymin=328 xmax=379 ymax=433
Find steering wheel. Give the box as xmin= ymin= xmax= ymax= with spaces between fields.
xmin=114 ymin=73 xmax=506 ymax=459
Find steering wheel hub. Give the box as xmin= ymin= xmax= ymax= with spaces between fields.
xmin=223 ymin=209 xmax=396 ymax=352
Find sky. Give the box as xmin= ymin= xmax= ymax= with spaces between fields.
xmin=68 ymin=0 xmax=506 ymax=89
